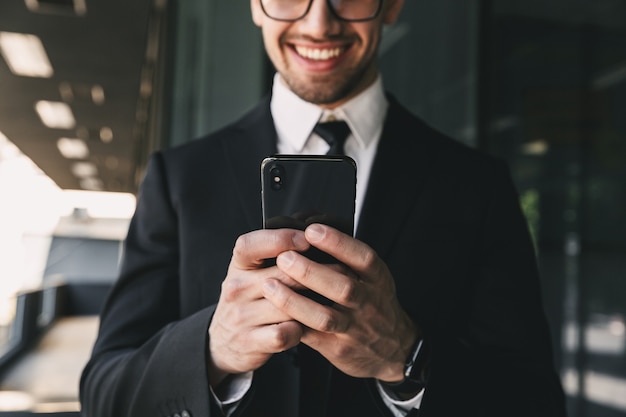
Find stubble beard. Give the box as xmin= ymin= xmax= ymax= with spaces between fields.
xmin=282 ymin=68 xmax=367 ymax=106
xmin=278 ymin=46 xmax=378 ymax=106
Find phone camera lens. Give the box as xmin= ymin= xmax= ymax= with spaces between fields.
xmin=269 ymin=165 xmax=284 ymax=190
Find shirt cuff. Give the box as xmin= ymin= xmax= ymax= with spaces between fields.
xmin=210 ymin=371 xmax=253 ymax=415
xmin=376 ymin=380 xmax=424 ymax=417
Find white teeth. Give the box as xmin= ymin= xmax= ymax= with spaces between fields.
xmin=295 ymin=46 xmax=343 ymax=61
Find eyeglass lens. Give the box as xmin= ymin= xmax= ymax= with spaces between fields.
xmin=261 ymin=0 xmax=382 ymax=22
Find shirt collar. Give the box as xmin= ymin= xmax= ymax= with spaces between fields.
xmin=270 ymin=73 xmax=388 ymax=153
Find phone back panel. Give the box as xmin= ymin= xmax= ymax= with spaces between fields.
xmin=261 ymin=155 xmax=357 ymax=237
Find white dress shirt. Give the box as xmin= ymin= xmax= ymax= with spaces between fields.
xmin=211 ymin=73 xmax=423 ymax=417
xmin=271 ymin=72 xmax=386 ymax=228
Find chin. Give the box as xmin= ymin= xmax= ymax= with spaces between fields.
xmin=288 ymin=77 xmax=359 ymax=106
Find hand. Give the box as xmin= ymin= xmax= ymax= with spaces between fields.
xmin=207 ymin=229 xmax=310 ymax=387
xmin=262 ymin=224 xmax=419 ymax=382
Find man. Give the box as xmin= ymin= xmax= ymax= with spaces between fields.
xmin=80 ymin=0 xmax=567 ymax=416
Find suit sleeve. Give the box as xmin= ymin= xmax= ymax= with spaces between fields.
xmin=79 ymin=153 xmax=221 ymax=417
xmin=473 ymin=162 xmax=565 ymax=413
xmin=421 ymin=161 xmax=566 ymax=416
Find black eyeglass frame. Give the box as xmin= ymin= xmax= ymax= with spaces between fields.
xmin=260 ymin=0 xmax=384 ymax=23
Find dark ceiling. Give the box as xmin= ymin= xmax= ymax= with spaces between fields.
xmin=0 ymin=0 xmax=157 ymax=193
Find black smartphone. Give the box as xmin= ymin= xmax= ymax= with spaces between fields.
xmin=261 ymin=155 xmax=357 ymax=265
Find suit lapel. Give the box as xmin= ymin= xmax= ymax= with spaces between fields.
xmin=220 ymin=94 xmax=439 ymax=259
xmin=219 ymin=94 xmax=439 ymax=245
xmin=221 ymin=96 xmax=277 ymax=231
xmin=356 ymin=97 xmax=439 ymax=259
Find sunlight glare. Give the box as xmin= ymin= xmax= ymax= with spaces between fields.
xmin=0 ymin=131 xmax=136 ymax=302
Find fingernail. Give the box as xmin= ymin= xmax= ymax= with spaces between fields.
xmin=292 ymin=232 xmax=309 ymax=251
xmin=277 ymin=250 xmax=296 ymax=268
xmin=263 ymin=279 xmax=277 ymax=295
xmin=306 ymin=224 xmax=325 ymax=242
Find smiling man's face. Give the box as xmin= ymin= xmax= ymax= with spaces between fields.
xmin=251 ymin=0 xmax=404 ymax=109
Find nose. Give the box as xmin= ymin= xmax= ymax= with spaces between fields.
xmin=298 ymin=0 xmax=342 ymax=38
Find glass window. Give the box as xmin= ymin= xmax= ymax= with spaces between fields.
xmin=486 ymin=2 xmax=626 ymax=415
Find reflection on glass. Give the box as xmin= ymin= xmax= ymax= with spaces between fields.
xmin=488 ymin=1 xmax=626 ymax=415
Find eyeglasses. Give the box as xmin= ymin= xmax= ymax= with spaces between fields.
xmin=260 ymin=0 xmax=383 ymax=22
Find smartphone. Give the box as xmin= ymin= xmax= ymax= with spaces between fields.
xmin=261 ymin=155 xmax=357 ymax=265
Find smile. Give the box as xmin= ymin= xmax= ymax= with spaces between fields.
xmin=294 ymin=45 xmax=344 ymax=61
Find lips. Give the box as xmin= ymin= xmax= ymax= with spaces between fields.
xmin=294 ymin=45 xmax=345 ymax=61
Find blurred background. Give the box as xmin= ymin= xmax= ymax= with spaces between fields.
xmin=0 ymin=0 xmax=624 ymax=415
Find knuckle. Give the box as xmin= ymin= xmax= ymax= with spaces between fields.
xmin=359 ymin=247 xmax=378 ymax=270
xmin=316 ymin=309 xmax=338 ymax=332
xmin=272 ymin=288 xmax=292 ymax=310
xmin=334 ymin=343 xmax=355 ymax=359
xmin=268 ymin=327 xmax=291 ymax=352
xmin=336 ymin=279 xmax=358 ymax=305
xmin=221 ymin=278 xmax=244 ymax=302
xmin=233 ymin=234 xmax=249 ymax=257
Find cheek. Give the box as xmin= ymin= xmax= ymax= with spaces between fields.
xmin=354 ymin=25 xmax=382 ymax=56
xmin=261 ymin=30 xmax=279 ymax=57
xmin=261 ymin=26 xmax=289 ymax=57
xmin=358 ymin=34 xmax=380 ymax=65
xmin=263 ymin=40 xmax=284 ymax=71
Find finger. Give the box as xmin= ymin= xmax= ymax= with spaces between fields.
xmin=300 ymin=327 xmax=332 ymax=351
xmin=219 ymin=297 xmax=298 ymax=329
xmin=326 ymin=262 xmax=360 ymax=281
xmin=231 ymin=229 xmax=310 ymax=270
xmin=275 ymin=250 xmax=363 ymax=309
xmin=221 ymin=267 xmax=307 ymax=303
xmin=248 ymin=320 xmax=304 ymax=353
xmin=262 ymin=278 xmax=350 ymax=334
xmin=304 ymin=224 xmax=385 ymax=283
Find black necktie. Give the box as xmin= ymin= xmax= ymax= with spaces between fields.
xmin=297 ymin=121 xmax=349 ymax=417
xmin=299 ymin=344 xmax=331 ymax=417
xmin=313 ymin=120 xmax=351 ymax=155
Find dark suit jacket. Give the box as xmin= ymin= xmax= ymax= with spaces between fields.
xmin=80 ymin=96 xmax=566 ymax=417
